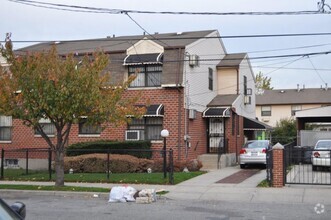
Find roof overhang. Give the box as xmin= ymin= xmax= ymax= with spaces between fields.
xmin=127 ymin=104 xmax=164 ymax=117
xmin=202 ymin=107 xmax=231 ymax=118
xmin=123 ymin=53 xmax=163 ymax=65
xmin=144 ymin=104 xmax=164 ymax=117
xmin=244 ymin=117 xmax=272 ymax=131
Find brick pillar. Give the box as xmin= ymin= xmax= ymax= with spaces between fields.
xmin=272 ymin=143 xmax=284 ymax=188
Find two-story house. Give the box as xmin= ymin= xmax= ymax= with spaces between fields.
xmin=256 ymin=85 xmax=331 ymax=128
xmin=1 ymin=30 xmax=269 ymax=169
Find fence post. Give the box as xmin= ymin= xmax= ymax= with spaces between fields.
xmin=107 ymin=149 xmax=110 ymax=181
xmin=48 ymin=149 xmax=52 ymax=180
xmin=1 ymin=149 xmax=4 ymax=179
xmin=272 ymin=143 xmax=284 ymax=187
xmin=25 ymin=149 xmax=29 ymax=175
xmin=168 ymin=148 xmax=174 ymax=184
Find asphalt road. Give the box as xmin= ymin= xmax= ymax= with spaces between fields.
xmin=2 ymin=192 xmax=329 ymax=220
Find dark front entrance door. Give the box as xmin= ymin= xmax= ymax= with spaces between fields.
xmin=208 ymin=118 xmax=225 ymax=153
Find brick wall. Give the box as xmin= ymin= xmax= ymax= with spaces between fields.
xmin=1 ymin=86 xmax=209 ymax=162
xmin=224 ymin=110 xmax=245 ymax=160
xmin=272 ymin=146 xmax=284 ymax=187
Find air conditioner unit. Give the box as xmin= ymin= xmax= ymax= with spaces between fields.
xmin=189 ymin=54 xmax=199 ymax=67
xmin=188 ymin=109 xmax=196 ymax=119
xmin=262 ymin=118 xmax=270 ymax=122
xmin=125 ymin=130 xmax=144 ymax=141
xmin=244 ymin=95 xmax=251 ymax=105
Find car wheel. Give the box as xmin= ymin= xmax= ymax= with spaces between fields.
xmin=312 ymin=165 xmax=317 ymax=171
xmin=240 ymin=164 xmax=245 ymax=169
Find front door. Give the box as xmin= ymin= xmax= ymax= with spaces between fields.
xmin=208 ymin=118 xmax=225 ymax=153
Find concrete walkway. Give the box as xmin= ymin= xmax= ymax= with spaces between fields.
xmin=1 ymin=166 xmax=331 ymax=205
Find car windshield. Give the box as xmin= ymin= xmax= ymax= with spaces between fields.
xmin=244 ymin=140 xmax=269 ymax=149
xmin=315 ymin=141 xmax=331 ymax=150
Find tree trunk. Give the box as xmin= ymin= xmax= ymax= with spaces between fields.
xmin=54 ymin=150 xmax=65 ymax=187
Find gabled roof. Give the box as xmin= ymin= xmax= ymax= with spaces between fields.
xmin=16 ymin=30 xmax=217 ymax=55
xmin=256 ymin=88 xmax=331 ymax=105
xmin=207 ymin=94 xmax=239 ymax=107
xmin=217 ymin=53 xmax=247 ymax=68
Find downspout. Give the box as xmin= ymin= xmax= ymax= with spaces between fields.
xmin=177 ymin=48 xmax=183 ymax=161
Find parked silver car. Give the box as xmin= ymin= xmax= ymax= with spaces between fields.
xmin=311 ymin=140 xmax=331 ymax=171
xmin=239 ymin=140 xmax=270 ymax=169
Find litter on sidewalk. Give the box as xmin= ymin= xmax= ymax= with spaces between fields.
xmin=108 ymin=185 xmax=161 ymax=204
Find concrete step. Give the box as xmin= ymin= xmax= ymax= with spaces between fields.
xmin=198 ymin=154 xmax=237 ymax=170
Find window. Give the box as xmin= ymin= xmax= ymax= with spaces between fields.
xmin=128 ymin=117 xmax=163 ymax=140
xmin=129 ymin=64 xmax=162 ymax=87
xmin=291 ymin=105 xmax=302 ymax=116
xmin=0 ymin=116 xmax=12 ymax=141
xmin=261 ymin=106 xmax=271 ymax=116
xmin=5 ymin=159 xmax=18 ymax=168
xmin=208 ymin=68 xmax=213 ymax=90
xmin=35 ymin=118 xmax=55 ymax=136
xmin=243 ymin=76 xmax=248 ymax=95
xmin=79 ymin=118 xmax=102 ymax=135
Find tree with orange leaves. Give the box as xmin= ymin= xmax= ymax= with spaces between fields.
xmin=0 ymin=37 xmax=144 ymax=186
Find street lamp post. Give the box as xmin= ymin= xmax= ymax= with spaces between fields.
xmin=161 ymin=129 xmax=169 ymax=178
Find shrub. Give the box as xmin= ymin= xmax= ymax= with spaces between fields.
xmin=64 ymin=153 xmax=154 ymax=173
xmin=66 ymin=140 xmax=152 ymax=159
xmin=152 ymin=159 xmax=202 ymax=172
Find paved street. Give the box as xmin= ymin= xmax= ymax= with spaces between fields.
xmin=1 ymin=166 xmax=331 ymax=219
xmin=1 ymin=192 xmax=329 ymax=220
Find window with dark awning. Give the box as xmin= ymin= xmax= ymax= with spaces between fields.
xmin=244 ymin=117 xmax=272 ymax=131
xmin=123 ymin=53 xmax=163 ymax=65
xmin=145 ymin=104 xmax=164 ymax=117
xmin=202 ymin=107 xmax=230 ymax=118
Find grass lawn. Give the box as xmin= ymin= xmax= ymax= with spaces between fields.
xmin=1 ymin=169 xmax=205 ymax=185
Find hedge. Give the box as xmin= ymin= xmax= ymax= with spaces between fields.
xmin=64 ymin=153 xmax=202 ymax=173
xmin=66 ymin=140 xmax=152 ymax=159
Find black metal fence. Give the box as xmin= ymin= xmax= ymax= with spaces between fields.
xmin=266 ymin=148 xmax=273 ymax=186
xmin=284 ymin=144 xmax=331 ymax=185
xmin=0 ymin=148 xmax=175 ymax=184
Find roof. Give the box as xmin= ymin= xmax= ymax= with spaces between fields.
xmin=207 ymin=94 xmax=239 ymax=107
xmin=296 ymin=106 xmax=331 ymax=118
xmin=217 ymin=53 xmax=247 ymax=68
xmin=16 ymin=30 xmax=217 ymax=55
xmin=244 ymin=117 xmax=273 ymax=131
xmin=256 ymin=88 xmax=331 ymax=105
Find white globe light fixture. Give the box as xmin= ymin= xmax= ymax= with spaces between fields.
xmin=160 ymin=129 xmax=169 ymax=138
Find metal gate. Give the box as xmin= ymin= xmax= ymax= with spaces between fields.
xmin=208 ymin=118 xmax=225 ymax=153
xmin=284 ymin=144 xmax=331 ymax=185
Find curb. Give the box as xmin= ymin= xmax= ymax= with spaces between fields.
xmin=0 ymin=189 xmax=110 ymax=199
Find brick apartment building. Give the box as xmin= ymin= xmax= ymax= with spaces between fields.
xmin=0 ymin=30 xmax=270 ymax=169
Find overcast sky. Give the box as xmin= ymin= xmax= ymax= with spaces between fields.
xmin=1 ymin=0 xmax=331 ymax=89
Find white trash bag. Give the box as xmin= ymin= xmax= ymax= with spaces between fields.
xmin=108 ymin=186 xmax=137 ymax=203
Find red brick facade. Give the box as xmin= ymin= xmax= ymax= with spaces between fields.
xmin=1 ymin=86 xmax=211 ymax=161
xmin=224 ymin=110 xmax=245 ymax=159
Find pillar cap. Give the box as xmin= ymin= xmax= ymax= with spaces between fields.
xmin=272 ymin=142 xmax=284 ymax=150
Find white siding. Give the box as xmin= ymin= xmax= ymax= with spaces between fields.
xmin=184 ymin=31 xmax=226 ymax=112
xmin=126 ymin=38 xmax=164 ymax=55
xmin=217 ymin=69 xmax=237 ymax=95
xmin=233 ymin=58 xmax=256 ymax=118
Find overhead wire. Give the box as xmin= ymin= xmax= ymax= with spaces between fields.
xmin=7 ymin=0 xmax=331 ymax=15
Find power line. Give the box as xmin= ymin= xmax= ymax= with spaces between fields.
xmin=8 ymin=0 xmax=331 ymax=15
xmin=3 ymin=32 xmax=331 ymax=44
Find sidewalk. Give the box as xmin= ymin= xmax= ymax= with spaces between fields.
xmin=1 ymin=166 xmax=331 ymax=205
